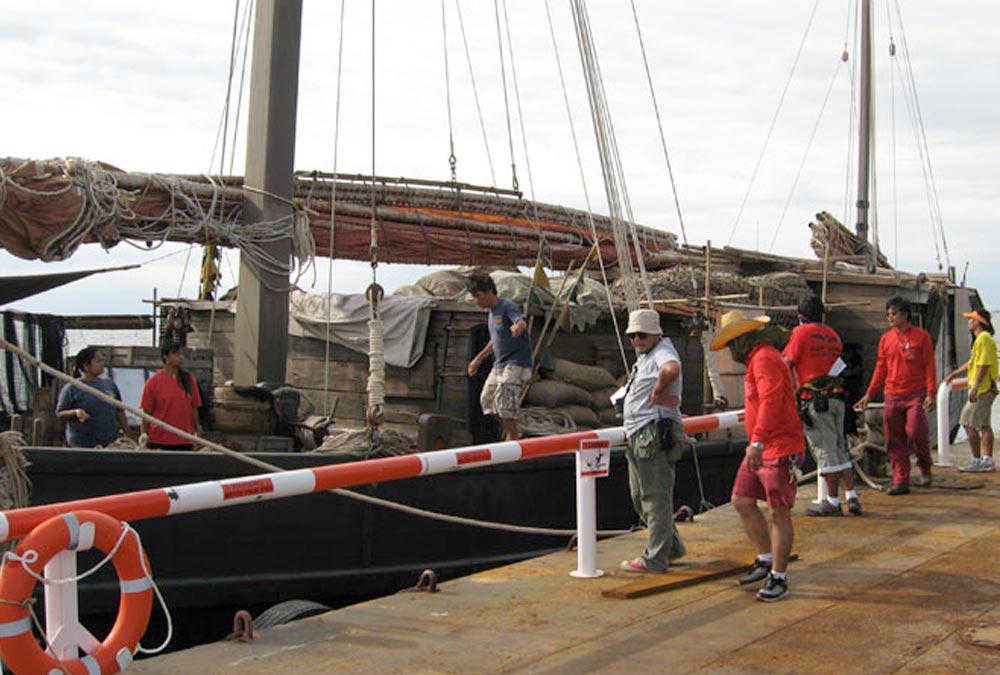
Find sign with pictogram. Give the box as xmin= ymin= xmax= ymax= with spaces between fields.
xmin=578 ymin=439 xmax=611 ymax=478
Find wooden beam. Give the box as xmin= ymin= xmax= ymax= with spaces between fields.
xmin=234 ymin=0 xmax=302 ymax=385
xmin=61 ymin=315 xmax=154 ymax=330
xmin=601 ymin=559 xmax=746 ymax=599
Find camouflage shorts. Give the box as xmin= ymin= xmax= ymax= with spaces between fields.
xmin=480 ymin=364 xmax=532 ymax=419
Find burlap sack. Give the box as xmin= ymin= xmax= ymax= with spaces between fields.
xmin=597 ymin=407 xmax=620 ymax=427
xmin=561 ymin=404 xmax=600 ymax=429
xmin=591 ymin=386 xmax=620 ymax=408
xmin=551 ymin=358 xmax=617 ymax=391
xmin=525 ymin=380 xmax=595 ymax=409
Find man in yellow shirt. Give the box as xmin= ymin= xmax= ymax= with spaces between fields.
xmin=945 ymin=309 xmax=998 ymax=472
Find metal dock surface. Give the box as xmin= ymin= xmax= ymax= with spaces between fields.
xmin=132 ymin=448 xmax=1000 ymax=674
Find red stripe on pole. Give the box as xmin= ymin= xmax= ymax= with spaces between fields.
xmin=3 ymin=490 xmax=172 ymax=540
xmin=518 ymin=431 xmax=599 ymax=459
xmin=310 ymin=454 xmax=425 ymax=492
xmin=683 ymin=417 xmax=720 ymax=434
xmin=222 ymin=478 xmax=275 ymax=501
xmin=456 ymin=448 xmax=492 ymax=465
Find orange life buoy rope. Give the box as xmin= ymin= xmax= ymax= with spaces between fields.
xmin=0 ymin=510 xmax=153 ymax=675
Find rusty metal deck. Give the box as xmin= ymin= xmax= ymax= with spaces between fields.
xmin=131 ymin=445 xmax=1000 ymax=674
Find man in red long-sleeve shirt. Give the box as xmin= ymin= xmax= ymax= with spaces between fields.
xmin=856 ymin=296 xmax=936 ymax=494
xmin=712 ymin=310 xmax=805 ymax=602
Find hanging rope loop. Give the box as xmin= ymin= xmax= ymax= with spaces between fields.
xmin=365 ymin=282 xmax=384 ymax=305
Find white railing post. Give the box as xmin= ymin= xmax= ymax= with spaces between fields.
xmin=813 ymin=474 xmax=830 ymax=504
xmin=936 ymin=377 xmax=967 ymax=467
xmin=44 ymin=551 xmax=100 ymax=660
xmin=570 ymin=440 xmax=608 ymax=579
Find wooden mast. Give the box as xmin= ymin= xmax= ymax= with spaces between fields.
xmin=233 ymin=0 xmax=303 ymax=385
xmin=855 ymin=0 xmax=875 ymax=273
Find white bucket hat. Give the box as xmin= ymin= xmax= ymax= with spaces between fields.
xmin=625 ymin=309 xmax=663 ymax=336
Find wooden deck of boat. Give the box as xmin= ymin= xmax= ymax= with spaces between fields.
xmin=132 ymin=444 xmax=1000 ymax=674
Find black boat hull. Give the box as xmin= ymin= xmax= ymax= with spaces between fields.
xmin=22 ymin=440 xmax=743 ymax=647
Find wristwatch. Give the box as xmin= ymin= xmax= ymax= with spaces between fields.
xmin=750 ymin=441 xmax=765 ymax=451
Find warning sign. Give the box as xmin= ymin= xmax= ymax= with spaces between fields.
xmin=579 ymin=439 xmax=611 ymax=478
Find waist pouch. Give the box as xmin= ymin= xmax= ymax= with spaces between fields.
xmin=632 ymin=418 xmax=675 ymax=459
xmin=797 ymin=376 xmax=846 ymax=419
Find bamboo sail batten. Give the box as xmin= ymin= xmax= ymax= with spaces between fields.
xmin=0 ymin=157 xmax=675 ymax=271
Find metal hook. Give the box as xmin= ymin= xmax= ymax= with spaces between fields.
xmin=410 ymin=569 xmax=439 ymax=593
xmin=226 ymin=609 xmax=259 ymax=642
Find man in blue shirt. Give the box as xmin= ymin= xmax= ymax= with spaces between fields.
xmin=467 ymin=272 xmax=534 ymax=441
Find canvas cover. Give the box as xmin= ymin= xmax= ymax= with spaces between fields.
xmin=287 ymin=290 xmax=436 ymax=368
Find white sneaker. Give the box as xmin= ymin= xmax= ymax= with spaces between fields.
xmin=960 ymin=457 xmax=985 ymax=472
xmin=982 ymin=456 xmax=996 ymax=472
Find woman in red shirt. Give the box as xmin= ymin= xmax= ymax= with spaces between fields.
xmin=140 ymin=343 xmax=203 ymax=451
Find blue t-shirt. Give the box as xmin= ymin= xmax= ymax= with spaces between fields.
xmin=488 ymin=298 xmax=533 ymax=368
xmin=56 ymin=378 xmax=123 ymax=447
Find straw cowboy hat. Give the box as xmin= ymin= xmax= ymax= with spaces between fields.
xmin=710 ymin=309 xmax=771 ymax=351
xmin=625 ymin=309 xmax=663 ymax=336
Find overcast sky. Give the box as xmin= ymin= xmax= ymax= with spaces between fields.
xmin=2 ymin=1 xmax=998 ymax=315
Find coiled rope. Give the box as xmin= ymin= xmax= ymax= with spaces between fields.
xmin=0 ymin=158 xmax=315 ymax=291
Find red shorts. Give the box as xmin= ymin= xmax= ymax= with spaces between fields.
xmin=732 ymin=452 xmax=804 ymax=509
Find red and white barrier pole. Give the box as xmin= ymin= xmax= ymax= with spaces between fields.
xmin=0 ymin=412 xmax=746 ymax=544
xmin=936 ymin=377 xmax=968 ymax=467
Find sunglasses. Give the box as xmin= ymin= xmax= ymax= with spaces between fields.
xmin=627 ymin=332 xmax=648 ymax=340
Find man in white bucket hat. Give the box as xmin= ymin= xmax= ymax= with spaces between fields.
xmin=619 ymin=308 xmax=688 ymax=573
xmin=711 ymin=309 xmax=805 ymax=602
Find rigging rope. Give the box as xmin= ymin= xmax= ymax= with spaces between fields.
xmin=441 ymin=0 xmax=458 ymax=182
xmin=454 ymin=0 xmax=497 ymax=186
xmin=727 ymin=0 xmax=822 ymax=247
xmin=628 ymin=0 xmax=689 ymax=249
xmin=889 ymin=0 xmax=949 ymax=270
xmin=569 ymin=0 xmax=652 ymax=313
xmin=501 ymin=0 xmax=535 ymax=202
xmin=324 ymin=0 xmax=348 ymax=416
xmin=767 ymin=58 xmax=846 ymax=252
xmin=886 ymin=0 xmax=899 ymax=267
xmin=367 ymin=1 xmax=386 ymax=428
xmin=492 ymin=0 xmax=519 ymax=192
xmin=543 ymin=0 xmax=628 ymax=374
xmin=842 ymin=28 xmax=857 ymax=229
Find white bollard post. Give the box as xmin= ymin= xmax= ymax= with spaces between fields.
xmin=936 ymin=377 xmax=966 ymax=467
xmin=44 ymin=551 xmax=100 ymax=659
xmin=813 ymin=473 xmax=830 ymax=504
xmin=571 ymin=440 xmax=608 ymax=579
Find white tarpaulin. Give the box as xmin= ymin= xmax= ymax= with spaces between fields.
xmin=288 ymin=290 xmax=436 ymax=368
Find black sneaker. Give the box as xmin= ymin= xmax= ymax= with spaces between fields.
xmin=886 ymin=483 xmax=910 ymax=495
xmin=847 ymin=496 xmax=862 ymax=515
xmin=739 ymin=558 xmax=772 ymax=586
xmin=756 ymin=574 xmax=789 ymax=602
xmin=805 ymin=500 xmax=843 ymax=517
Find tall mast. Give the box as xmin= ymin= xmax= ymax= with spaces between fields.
xmin=233 ymin=0 xmax=303 ymax=385
xmin=855 ymin=0 xmax=875 ymax=272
